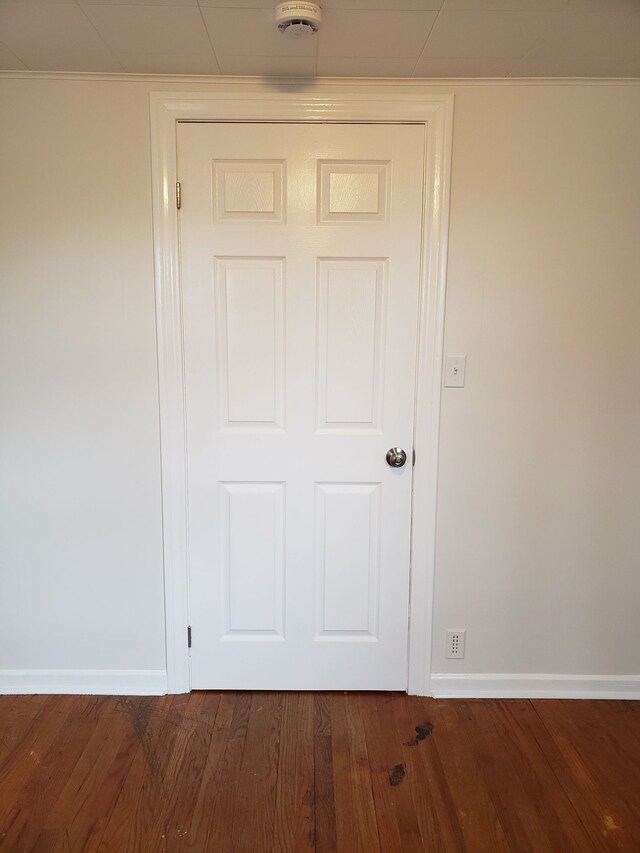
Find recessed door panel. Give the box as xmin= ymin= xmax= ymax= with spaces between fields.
xmin=215 ymin=257 xmax=285 ymax=431
xmin=318 ymin=161 xmax=390 ymax=223
xmin=214 ymin=160 xmax=285 ymax=221
xmin=316 ymin=259 xmax=386 ymax=432
xmin=314 ymin=483 xmax=380 ymax=639
xmin=220 ymin=482 xmax=285 ymax=639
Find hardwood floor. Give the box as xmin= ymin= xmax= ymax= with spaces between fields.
xmin=0 ymin=693 xmax=639 ymax=851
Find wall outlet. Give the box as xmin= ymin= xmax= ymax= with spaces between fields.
xmin=445 ymin=629 xmax=466 ymax=659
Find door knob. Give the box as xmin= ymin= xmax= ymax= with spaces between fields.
xmin=386 ymin=447 xmax=407 ymax=468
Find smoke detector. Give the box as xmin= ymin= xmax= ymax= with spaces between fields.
xmin=275 ymin=2 xmax=322 ymax=38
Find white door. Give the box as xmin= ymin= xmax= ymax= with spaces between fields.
xmin=178 ymin=122 xmax=425 ymax=690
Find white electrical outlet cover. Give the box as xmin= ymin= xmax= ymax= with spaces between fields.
xmin=445 ymin=629 xmax=466 ymax=659
xmin=444 ymin=355 xmax=466 ymax=388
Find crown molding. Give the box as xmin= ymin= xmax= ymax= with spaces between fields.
xmin=0 ymin=70 xmax=638 ymax=87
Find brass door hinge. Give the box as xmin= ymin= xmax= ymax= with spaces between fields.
xmin=176 ymin=181 xmax=182 ymax=210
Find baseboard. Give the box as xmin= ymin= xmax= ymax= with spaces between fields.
xmin=0 ymin=669 xmax=168 ymax=695
xmin=430 ymin=672 xmax=640 ymax=700
xmin=3 ymin=669 xmax=636 ymax=699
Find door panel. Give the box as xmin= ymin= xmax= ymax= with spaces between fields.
xmin=316 ymin=258 xmax=386 ymax=430
xmin=315 ymin=482 xmax=381 ymax=638
xmin=215 ymin=257 xmax=285 ymax=430
xmin=220 ymin=481 xmax=285 ymax=639
xmin=178 ymin=122 xmax=425 ymax=689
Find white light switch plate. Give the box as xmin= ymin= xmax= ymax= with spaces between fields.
xmin=444 ymin=355 xmax=466 ymax=388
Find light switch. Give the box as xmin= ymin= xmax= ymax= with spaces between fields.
xmin=444 ymin=355 xmax=466 ymax=388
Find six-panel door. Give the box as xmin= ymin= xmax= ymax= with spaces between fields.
xmin=178 ymin=122 xmax=425 ymax=689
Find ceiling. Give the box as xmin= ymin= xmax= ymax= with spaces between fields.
xmin=1 ymin=0 xmax=639 ymax=79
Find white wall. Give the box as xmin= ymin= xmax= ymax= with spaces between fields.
xmin=433 ymin=84 xmax=640 ymax=688
xmin=0 ymin=76 xmax=638 ymax=694
xmin=0 ymin=79 xmax=165 ymax=681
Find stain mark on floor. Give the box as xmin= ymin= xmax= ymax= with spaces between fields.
xmin=406 ymin=721 xmax=433 ymax=746
xmin=389 ymin=763 xmax=406 ymax=786
xmin=114 ymin=696 xmax=153 ymax=744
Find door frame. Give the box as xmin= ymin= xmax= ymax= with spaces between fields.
xmin=150 ymin=85 xmax=454 ymax=696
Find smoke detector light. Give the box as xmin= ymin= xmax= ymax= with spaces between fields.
xmin=275 ymin=2 xmax=322 ymax=38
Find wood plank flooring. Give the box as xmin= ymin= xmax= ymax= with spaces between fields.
xmin=0 ymin=693 xmax=639 ymax=851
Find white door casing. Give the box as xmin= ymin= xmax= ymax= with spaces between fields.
xmin=149 ymin=88 xmax=454 ymax=695
xmin=179 ymin=122 xmax=424 ymax=689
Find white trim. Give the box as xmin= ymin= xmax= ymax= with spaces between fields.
xmin=150 ymin=88 xmax=454 ymax=695
xmin=1 ymin=71 xmax=639 ymax=87
xmin=150 ymin=95 xmax=191 ymax=695
xmin=430 ymin=673 xmax=640 ymax=700
xmin=0 ymin=670 xmax=167 ymax=696
xmin=406 ymin=96 xmax=453 ymax=696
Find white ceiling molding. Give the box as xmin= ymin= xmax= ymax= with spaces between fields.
xmin=1 ymin=70 xmax=639 ymax=87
